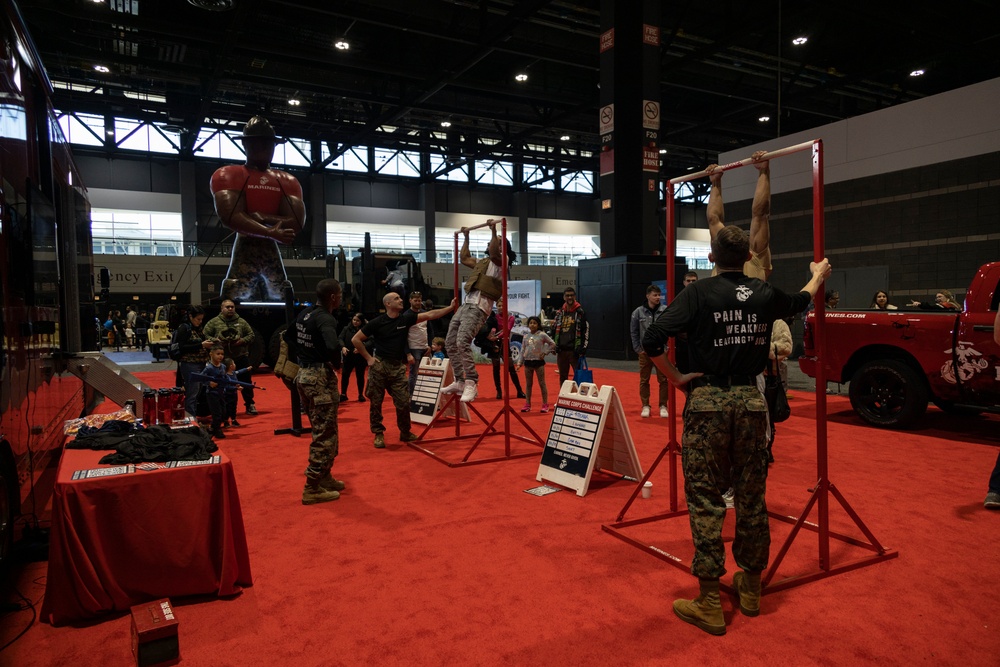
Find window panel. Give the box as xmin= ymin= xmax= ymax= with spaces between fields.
xmin=60 ymin=112 xmax=104 ymax=146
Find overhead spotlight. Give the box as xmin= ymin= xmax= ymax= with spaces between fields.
xmin=90 ymin=0 xmax=104 ymax=3
xmin=440 ymin=120 xmax=452 ymax=128
xmin=909 ymin=69 xmax=925 ymax=77
xmin=758 ymin=115 xmax=770 ymax=122
xmin=94 ymin=64 xmax=110 ymax=73
xmin=792 ymin=36 xmax=808 ymax=45
xmin=559 ymin=135 xmax=570 ymax=141
xmin=659 ymin=149 xmax=667 ymax=155
xmin=288 ymin=98 xmax=301 ymax=106
xmin=188 ymin=0 xmax=235 ymax=9
xmin=514 ymin=73 xmax=528 ymax=82
xmin=334 ymin=39 xmax=350 ymax=51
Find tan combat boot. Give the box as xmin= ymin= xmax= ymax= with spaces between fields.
xmin=318 ymin=472 xmax=346 ymax=492
xmin=302 ymin=482 xmax=340 ymax=505
xmin=733 ymin=570 xmax=761 ymax=617
xmin=673 ymin=578 xmax=726 ymax=635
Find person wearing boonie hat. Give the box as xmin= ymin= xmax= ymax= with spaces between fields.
xmin=210 ymin=115 xmax=303 ymax=302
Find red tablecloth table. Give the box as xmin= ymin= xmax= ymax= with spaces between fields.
xmin=41 ymin=446 xmax=253 ymax=625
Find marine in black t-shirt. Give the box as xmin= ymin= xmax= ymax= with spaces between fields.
xmin=645 ymin=272 xmax=810 ymax=377
xmin=638 ymin=223 xmax=831 ymax=636
xmin=359 ymin=309 xmax=418 ymax=362
xmin=285 ymin=305 xmax=342 ymax=368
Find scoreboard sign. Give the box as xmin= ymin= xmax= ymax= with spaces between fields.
xmin=536 ymin=381 xmax=641 ymax=496
xmin=410 ymin=356 xmax=468 ymax=425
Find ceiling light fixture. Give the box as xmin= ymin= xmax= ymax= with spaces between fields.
xmin=187 ymin=0 xmax=235 ymax=11
xmin=440 ymin=120 xmax=452 ymax=128
xmin=334 ymin=40 xmax=350 ymax=51
xmin=910 ymin=69 xmax=925 ymax=77
xmin=514 ymin=73 xmax=528 ymax=82
xmin=288 ymin=98 xmax=301 ymax=106
xmin=659 ymin=149 xmax=667 ymax=154
xmin=758 ymin=115 xmax=770 ymax=122
xmin=93 ymin=64 xmax=109 ymax=73
xmin=559 ymin=135 xmax=570 ymax=141
xmin=792 ymin=36 xmax=808 ymax=45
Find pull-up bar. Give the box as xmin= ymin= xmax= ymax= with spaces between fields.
xmin=410 ymin=217 xmax=544 ymax=466
xmin=460 ymin=218 xmax=504 ymax=233
xmin=668 ymin=139 xmax=818 ymax=185
xmin=606 ymin=137 xmax=897 ymax=596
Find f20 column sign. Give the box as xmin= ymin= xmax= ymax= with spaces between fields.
xmin=536 ymin=381 xmax=641 ymax=497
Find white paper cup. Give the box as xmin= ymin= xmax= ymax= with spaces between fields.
xmin=641 ymin=481 xmax=653 ymax=499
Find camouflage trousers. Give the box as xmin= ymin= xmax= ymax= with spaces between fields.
xmin=222 ymin=236 xmax=291 ymax=302
xmin=445 ymin=303 xmax=487 ymax=382
xmin=295 ymin=365 xmax=340 ymax=482
xmin=366 ymin=358 xmax=410 ymax=435
xmin=681 ymin=384 xmax=770 ymax=579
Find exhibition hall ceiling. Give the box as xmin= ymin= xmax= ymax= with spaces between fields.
xmin=20 ymin=0 xmax=1000 ymax=175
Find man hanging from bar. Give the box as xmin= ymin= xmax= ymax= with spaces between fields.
xmin=211 ymin=116 xmax=303 ymax=302
xmin=440 ymin=219 xmax=515 ymax=404
xmin=706 ymin=150 xmax=772 ymax=280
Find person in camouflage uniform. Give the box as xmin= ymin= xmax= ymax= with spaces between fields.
xmin=203 ymin=299 xmax=257 ymax=414
xmin=284 ymin=279 xmax=344 ymax=505
xmin=643 ymin=224 xmax=831 ymax=636
xmin=352 ymin=292 xmax=456 ymax=448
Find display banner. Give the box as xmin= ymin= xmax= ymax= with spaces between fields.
xmin=410 ymin=357 xmax=468 ymax=425
xmin=536 ymin=380 xmax=642 ymax=496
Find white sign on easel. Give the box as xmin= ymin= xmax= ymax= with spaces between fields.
xmin=410 ymin=356 xmax=469 ymax=425
xmin=536 ymin=380 xmax=642 ymax=497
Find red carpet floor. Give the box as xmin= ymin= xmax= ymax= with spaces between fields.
xmin=4 ymin=366 xmax=999 ymax=666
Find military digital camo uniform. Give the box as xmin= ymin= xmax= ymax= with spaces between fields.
xmin=210 ymin=164 xmax=301 ymax=302
xmin=642 ymin=271 xmax=811 ymax=579
xmin=287 ymin=305 xmax=342 ymax=482
xmin=360 ymin=309 xmax=419 ymax=436
xmin=682 ymin=384 xmax=769 ymax=577
xmin=366 ymin=358 xmax=410 ymax=435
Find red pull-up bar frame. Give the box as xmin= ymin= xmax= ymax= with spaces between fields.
xmin=603 ymin=139 xmax=897 ymax=593
xmin=407 ymin=217 xmax=545 ymax=467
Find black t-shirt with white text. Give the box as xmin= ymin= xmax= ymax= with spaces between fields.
xmin=361 ymin=309 xmax=418 ymax=362
xmin=642 ymin=272 xmax=811 ymax=377
xmin=289 ymin=306 xmax=341 ymax=368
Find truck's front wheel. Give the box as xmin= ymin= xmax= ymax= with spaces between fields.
xmin=849 ymin=359 xmax=928 ymax=429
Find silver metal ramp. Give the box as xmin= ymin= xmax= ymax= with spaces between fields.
xmin=63 ymin=353 xmax=153 ymax=420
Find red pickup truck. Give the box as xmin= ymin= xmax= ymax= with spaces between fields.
xmin=798 ymin=262 xmax=1000 ymax=428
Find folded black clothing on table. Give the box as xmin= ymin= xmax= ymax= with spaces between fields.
xmin=72 ymin=419 xmax=140 ymax=442
xmin=69 ymin=423 xmax=218 ymax=463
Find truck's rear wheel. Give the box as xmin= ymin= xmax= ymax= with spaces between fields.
xmin=849 ymin=359 xmax=928 ymax=429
